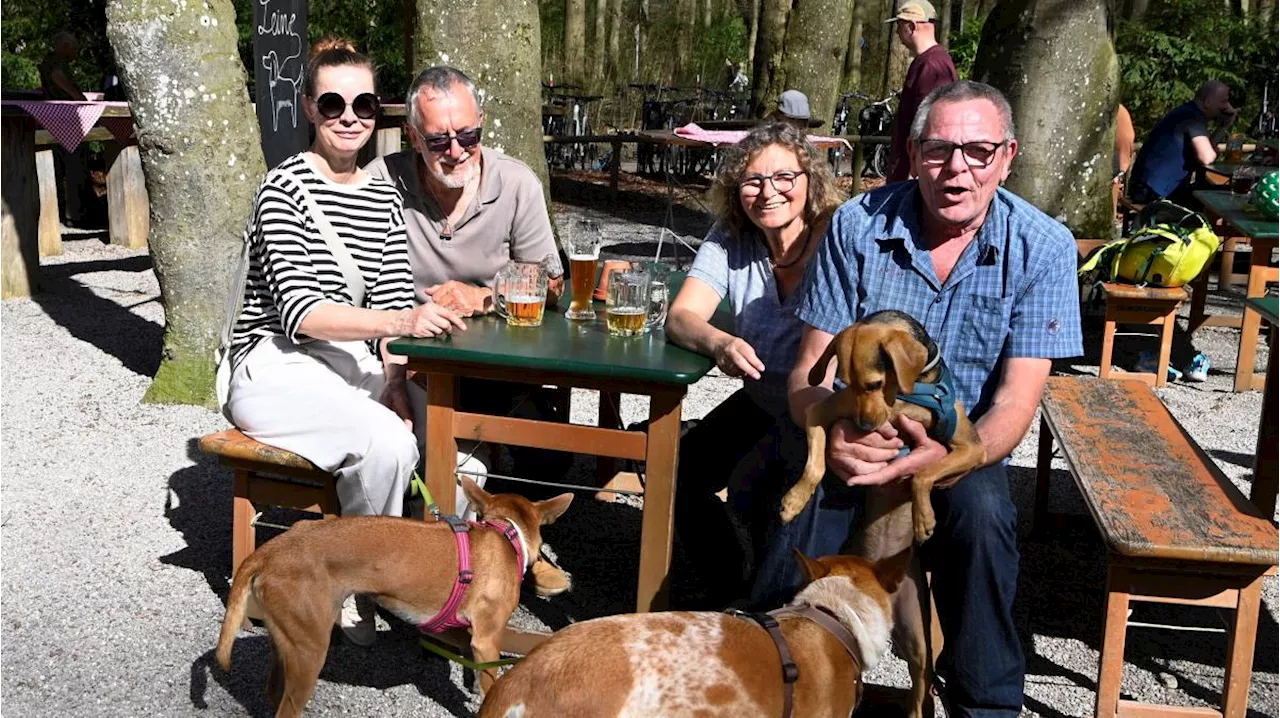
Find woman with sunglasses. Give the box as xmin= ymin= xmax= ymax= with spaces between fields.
xmin=664 ymin=122 xmax=844 ymax=609
xmin=223 ymin=37 xmax=465 ymax=646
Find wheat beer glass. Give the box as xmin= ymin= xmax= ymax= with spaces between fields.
xmin=493 ymin=261 xmax=548 ymax=327
xmin=605 ymin=267 xmax=668 ymax=337
xmin=565 ymin=219 xmax=602 ymax=320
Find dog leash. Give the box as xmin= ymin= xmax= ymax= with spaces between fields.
xmin=410 ymin=472 xmax=442 ymax=518
xmin=419 ymin=636 xmax=522 ymax=672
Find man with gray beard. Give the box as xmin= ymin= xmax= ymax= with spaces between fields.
xmin=366 ymin=65 xmax=571 ymax=596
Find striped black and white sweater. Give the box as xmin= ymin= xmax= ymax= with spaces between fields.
xmin=229 ymin=153 xmax=416 ymax=368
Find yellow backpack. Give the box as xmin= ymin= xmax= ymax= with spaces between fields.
xmin=1079 ymin=200 xmax=1221 ymax=289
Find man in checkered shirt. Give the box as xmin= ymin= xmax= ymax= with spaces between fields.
xmin=751 ymin=81 xmax=1082 ymax=717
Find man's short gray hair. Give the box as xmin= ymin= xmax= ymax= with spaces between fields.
xmin=405 ymin=66 xmax=482 ymax=132
xmin=909 ymin=80 xmax=1017 ymax=143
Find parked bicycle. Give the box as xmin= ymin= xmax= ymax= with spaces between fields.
xmin=828 ymin=90 xmax=898 ymax=179
xmin=542 ymin=82 xmax=604 ymax=171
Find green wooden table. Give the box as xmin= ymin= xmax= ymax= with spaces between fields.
xmin=1247 ymin=296 xmax=1278 ymax=520
xmin=388 ymin=297 xmax=713 ymax=648
xmin=1194 ymin=190 xmax=1279 ymax=391
xmin=1204 ymin=162 xmax=1279 ymax=180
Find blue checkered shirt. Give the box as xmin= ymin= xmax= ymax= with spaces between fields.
xmin=798 ymin=182 xmax=1083 ymax=418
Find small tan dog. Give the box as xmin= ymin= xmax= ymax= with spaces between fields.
xmin=779 ymin=309 xmax=988 ymax=718
xmin=779 ymin=309 xmax=986 ymax=542
xmin=216 ymin=477 xmax=572 ymax=717
xmin=478 ymin=550 xmax=909 ymax=718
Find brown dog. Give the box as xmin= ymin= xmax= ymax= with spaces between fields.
xmin=215 ymin=477 xmax=572 ymax=717
xmin=779 ymin=309 xmax=986 ymax=541
xmin=478 ymin=549 xmax=910 ymax=718
xmin=779 ymin=309 xmax=987 ymax=718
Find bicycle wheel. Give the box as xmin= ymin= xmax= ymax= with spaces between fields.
xmin=868 ymin=145 xmax=889 ymax=179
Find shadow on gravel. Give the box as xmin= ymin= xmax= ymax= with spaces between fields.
xmin=193 ymin=625 xmax=473 ymax=717
xmin=550 ymin=175 xmax=712 ymax=240
xmin=161 ymin=438 xmax=234 ymax=600
xmin=1010 ymin=464 xmax=1278 ymax=713
xmin=32 ymin=254 xmax=161 ymax=378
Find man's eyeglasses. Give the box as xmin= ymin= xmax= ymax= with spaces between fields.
xmin=739 ymin=170 xmax=807 ymax=196
xmin=917 ymin=139 xmax=1007 ymax=168
xmin=314 ymin=92 xmax=380 ymax=121
xmin=418 ymin=127 xmax=483 ymax=154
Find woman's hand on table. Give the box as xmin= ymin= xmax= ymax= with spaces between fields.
xmin=713 ymin=335 xmax=764 ymax=380
xmin=394 ymin=303 xmax=467 ymax=338
xmin=425 ymin=281 xmax=493 ymax=317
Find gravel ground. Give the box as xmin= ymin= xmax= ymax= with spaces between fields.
xmin=2 ymin=196 xmax=1275 ymax=718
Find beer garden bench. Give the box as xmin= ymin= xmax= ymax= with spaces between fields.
xmin=1033 ymin=376 xmax=1276 ymax=718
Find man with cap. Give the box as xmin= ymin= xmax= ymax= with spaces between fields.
xmin=886 ymin=0 xmax=957 ymax=183
xmin=770 ymin=89 xmax=813 ymax=132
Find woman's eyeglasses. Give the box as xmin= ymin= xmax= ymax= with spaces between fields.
xmin=917 ymin=139 xmax=1007 ymax=168
xmin=739 ymin=170 xmax=806 ymax=196
xmin=417 ymin=127 xmax=483 ymax=154
xmin=314 ymin=92 xmax=380 ymax=121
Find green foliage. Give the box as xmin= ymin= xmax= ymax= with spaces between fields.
xmin=947 ymin=17 xmax=984 ymax=80
xmin=692 ymin=15 xmax=748 ymax=87
xmin=1 ymin=0 xmax=114 ymax=93
xmin=1116 ymin=0 xmax=1279 ymax=136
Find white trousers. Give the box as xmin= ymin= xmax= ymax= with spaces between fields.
xmin=227 ymin=336 xmax=486 ymax=517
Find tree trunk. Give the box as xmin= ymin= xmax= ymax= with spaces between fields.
xmin=746 ymin=0 xmax=761 ymax=87
xmin=883 ymin=27 xmax=911 ymax=95
xmin=973 ymin=0 xmax=1119 ymax=239
xmin=593 ymin=0 xmax=609 ymax=88
xmin=704 ymin=0 xmax=714 ymax=27
xmin=961 ymin=0 xmax=998 ymax=27
xmin=750 ymin=0 xmax=791 ymax=116
xmin=857 ymin=0 xmax=895 ymax=99
xmin=564 ymin=0 xmax=587 ymax=85
xmin=842 ymin=0 xmax=867 ymax=91
xmin=674 ymin=0 xmax=696 ymax=84
xmin=774 ymin=0 xmax=857 ymax=126
xmin=1260 ymin=0 xmax=1276 ymax=25
xmin=607 ymin=0 xmax=624 ymax=89
xmin=417 ymin=0 xmax=553 ymax=204
xmin=938 ymin=0 xmax=953 ymax=47
xmin=1125 ymin=0 xmax=1151 ymax=21
xmin=104 ymin=0 xmax=265 ymax=406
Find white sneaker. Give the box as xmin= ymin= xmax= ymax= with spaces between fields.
xmin=337 ymin=594 xmax=376 ymax=647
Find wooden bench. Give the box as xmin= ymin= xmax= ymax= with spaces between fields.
xmin=198 ymin=429 xmax=340 ymax=579
xmin=1033 ymin=376 xmax=1277 ymax=718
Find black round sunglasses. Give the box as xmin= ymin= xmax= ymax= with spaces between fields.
xmin=314 ymin=92 xmax=380 ymax=120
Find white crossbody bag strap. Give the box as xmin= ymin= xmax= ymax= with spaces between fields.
xmin=293 ymin=179 xmax=367 ymax=308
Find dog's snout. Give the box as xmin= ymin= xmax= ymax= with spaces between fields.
xmin=856 ymin=419 xmax=879 ymax=433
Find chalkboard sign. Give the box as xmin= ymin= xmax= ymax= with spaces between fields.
xmin=253 ymin=0 xmax=309 ymax=169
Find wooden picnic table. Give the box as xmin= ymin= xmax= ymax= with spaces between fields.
xmin=1247 ymin=295 xmax=1278 ymax=519
xmin=1193 ymin=190 xmax=1278 ymax=392
xmin=387 ymin=284 xmax=714 ymax=651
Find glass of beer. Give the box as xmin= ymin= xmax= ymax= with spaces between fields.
xmin=605 ymin=267 xmax=668 ymax=337
xmin=493 ymin=261 xmax=548 ymax=327
xmin=565 ymin=219 xmax=602 ymax=320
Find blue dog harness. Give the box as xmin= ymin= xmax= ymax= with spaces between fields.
xmin=896 ymin=352 xmax=959 ymax=444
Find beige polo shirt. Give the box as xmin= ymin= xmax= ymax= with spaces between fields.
xmin=365 ymin=148 xmax=562 ymax=305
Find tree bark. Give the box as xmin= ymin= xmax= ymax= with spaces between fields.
xmin=607 ymin=0 xmax=624 ymax=89
xmin=775 ymin=0 xmax=857 ymax=126
xmin=593 ymin=0 xmax=608 ymax=88
xmin=1260 ymin=0 xmax=1276 ymax=25
xmin=674 ymin=0 xmax=696 ymax=84
xmin=746 ymin=0 xmax=761 ymax=87
xmin=961 ymin=0 xmax=998 ymax=27
xmin=883 ymin=26 xmax=912 ymax=95
xmin=857 ymin=0 xmax=895 ymax=99
xmin=416 ymin=0 xmax=553 ymax=204
xmin=749 ymin=0 xmax=789 ymax=116
xmin=564 ymin=0 xmax=587 ymax=85
xmin=938 ymin=0 xmax=953 ymax=47
xmin=842 ymin=0 xmax=867 ymax=92
xmin=704 ymin=0 xmax=714 ymax=27
xmin=105 ymin=0 xmax=265 ymax=406
xmin=1125 ymin=0 xmax=1151 ymax=21
xmin=973 ymin=0 xmax=1119 ymax=239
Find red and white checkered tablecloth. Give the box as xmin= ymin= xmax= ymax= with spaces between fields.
xmin=1 ymin=100 xmax=135 ymax=151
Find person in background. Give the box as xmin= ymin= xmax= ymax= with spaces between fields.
xmin=768 ymin=90 xmax=814 ymax=132
xmin=41 ymin=32 xmax=89 ymax=227
xmin=225 ymin=38 xmax=466 ymax=647
xmin=1127 ymin=80 xmax=1237 ymax=206
xmin=886 ymin=0 xmax=958 ymax=183
xmin=665 ymin=122 xmax=844 ymax=609
xmin=1113 ymin=103 xmax=1136 ymax=216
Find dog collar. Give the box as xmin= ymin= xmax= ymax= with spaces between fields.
xmin=896 ymin=360 xmax=959 ymax=443
xmin=417 ymin=516 xmax=527 ymax=634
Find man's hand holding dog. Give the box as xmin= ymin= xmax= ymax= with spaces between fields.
xmin=713 ymin=336 xmax=765 ymax=380
xmin=827 ymin=416 xmax=947 ymax=486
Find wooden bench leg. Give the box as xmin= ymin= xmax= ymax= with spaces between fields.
xmin=636 ymin=388 xmax=681 ymax=612
xmin=231 ymin=468 xmax=255 ymax=578
xmin=1033 ymin=416 xmax=1053 ymax=535
xmin=35 ymin=149 xmax=62 ymax=257
xmin=1222 ymin=573 xmax=1264 ymax=718
xmin=1155 ymin=305 xmax=1176 ymax=388
xmin=1219 ymin=237 xmax=1239 ymax=290
xmin=1100 ymin=307 xmax=1118 ymax=380
xmin=1095 ymin=563 xmax=1130 ymax=718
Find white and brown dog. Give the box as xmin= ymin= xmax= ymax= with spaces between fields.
xmin=478 ymin=549 xmax=909 ymax=718
xmin=216 ymin=477 xmax=572 ymax=717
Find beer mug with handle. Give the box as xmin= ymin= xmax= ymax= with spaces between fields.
xmin=493 ymin=260 xmax=548 ymax=327
xmin=605 ymin=266 xmax=668 ymax=336
xmin=565 ymin=219 xmax=602 ymax=320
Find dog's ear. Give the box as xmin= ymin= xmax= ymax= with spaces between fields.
xmin=793 ymin=549 xmax=830 ymax=582
xmin=872 ymin=546 xmax=913 ymax=593
xmin=535 ymin=493 xmax=574 ymax=525
xmin=880 ymin=329 xmax=929 ymax=394
xmin=461 ymin=477 xmax=492 ymax=513
xmin=807 ymin=336 xmax=838 ymax=387
xmin=808 ymin=327 xmax=855 ymax=386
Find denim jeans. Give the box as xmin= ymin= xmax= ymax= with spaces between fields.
xmin=749 ymin=419 xmax=1025 ymax=718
